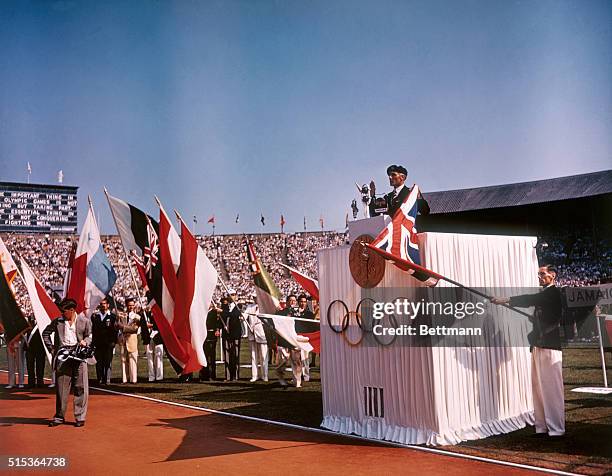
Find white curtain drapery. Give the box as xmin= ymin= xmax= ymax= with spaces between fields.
xmin=318 ymin=232 xmax=539 ymax=446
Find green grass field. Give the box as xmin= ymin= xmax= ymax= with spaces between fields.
xmin=3 ymin=342 xmax=611 ymax=475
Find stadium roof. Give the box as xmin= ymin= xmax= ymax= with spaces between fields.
xmin=0 ymin=181 xmax=78 ymax=192
xmin=423 ymin=170 xmax=612 ymax=214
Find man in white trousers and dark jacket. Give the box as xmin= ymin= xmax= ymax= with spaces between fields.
xmin=491 ymin=264 xmax=565 ymax=437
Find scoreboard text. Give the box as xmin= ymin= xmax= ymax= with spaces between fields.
xmin=0 ymin=182 xmax=78 ymax=233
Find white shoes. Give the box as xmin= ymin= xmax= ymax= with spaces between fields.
xmin=250 ymin=378 xmax=257 ymax=382
xmin=5 ymin=385 xmax=13 ymax=389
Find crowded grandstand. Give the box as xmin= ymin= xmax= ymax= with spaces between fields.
xmin=1 ymin=170 xmax=610 ymax=315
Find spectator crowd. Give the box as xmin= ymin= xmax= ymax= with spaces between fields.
xmin=2 ymin=231 xmax=347 ymax=314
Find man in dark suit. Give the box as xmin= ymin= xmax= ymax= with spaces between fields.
xmin=91 ymin=297 xmax=117 ymax=385
xmin=379 ymin=164 xmax=430 ymax=218
xmin=491 ymin=265 xmax=564 ymax=437
xmin=25 ymin=323 xmax=46 ymax=388
xmin=221 ymin=291 xmax=243 ymax=381
xmin=297 ymin=295 xmax=314 ymax=320
xmin=42 ymin=298 xmax=93 ymax=427
xmin=279 ymin=294 xmax=299 ymax=317
xmin=200 ymin=306 xmax=221 ymax=381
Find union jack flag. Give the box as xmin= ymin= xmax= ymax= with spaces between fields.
xmin=369 ymin=184 xmax=439 ymax=286
xmin=144 ymin=218 xmax=159 ymax=278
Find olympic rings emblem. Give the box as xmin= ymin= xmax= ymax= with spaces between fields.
xmin=326 ymin=298 xmax=400 ymax=346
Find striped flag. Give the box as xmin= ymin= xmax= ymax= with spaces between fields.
xmin=105 ymin=191 xmax=156 ymax=255
xmin=245 ymin=239 xmax=281 ymax=314
xmin=66 ymin=199 xmax=117 ymax=316
xmin=0 ymin=260 xmax=29 ymax=348
xmin=20 ymin=258 xmax=60 ymax=362
xmin=173 ymin=216 xmax=218 ymax=372
xmin=258 ymin=313 xmax=315 ymax=353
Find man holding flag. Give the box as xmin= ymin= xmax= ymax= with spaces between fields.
xmin=378 ymin=164 xmax=430 ymax=217
xmin=0 ymin=238 xmax=29 ymax=389
xmin=42 ymin=298 xmax=93 ymax=428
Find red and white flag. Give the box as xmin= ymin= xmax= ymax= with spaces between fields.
xmin=159 ymin=202 xmax=181 ymax=325
xmin=174 ymin=215 xmax=218 ymax=373
xmin=20 ymin=258 xmax=61 ymax=362
xmin=155 ymin=200 xmax=188 ymax=370
xmin=280 ymin=263 xmax=319 ymax=301
xmin=155 ymin=199 xmax=218 ymax=374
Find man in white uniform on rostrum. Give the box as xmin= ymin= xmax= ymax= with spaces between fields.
xmin=246 ymin=294 xmax=268 ymax=382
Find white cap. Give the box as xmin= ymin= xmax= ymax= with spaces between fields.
xmin=228 ymin=288 xmax=237 ymax=294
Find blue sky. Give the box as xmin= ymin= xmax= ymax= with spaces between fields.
xmin=1 ymin=0 xmax=610 ymax=234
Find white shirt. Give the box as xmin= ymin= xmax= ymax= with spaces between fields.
xmin=393 ymin=184 xmax=406 ymax=197
xmin=64 ymin=319 xmax=78 ymax=346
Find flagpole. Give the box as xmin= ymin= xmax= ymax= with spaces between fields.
xmin=103 ymin=187 xmax=151 ymax=318
xmin=216 ymin=274 xmax=254 ymax=333
xmin=364 ymin=242 xmax=533 ymax=319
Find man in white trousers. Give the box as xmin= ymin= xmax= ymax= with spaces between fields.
xmin=117 ymin=298 xmax=140 ymax=384
xmin=140 ymin=304 xmax=163 ymax=382
xmin=5 ymin=335 xmax=26 ymax=389
xmin=492 ymin=264 xmax=565 ymax=437
xmin=246 ymin=296 xmax=268 ymax=382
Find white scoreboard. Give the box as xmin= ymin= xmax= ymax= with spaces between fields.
xmin=0 ymin=182 xmax=78 ymax=233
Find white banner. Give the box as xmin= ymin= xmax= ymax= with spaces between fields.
xmin=565 ymin=284 xmax=612 ymax=308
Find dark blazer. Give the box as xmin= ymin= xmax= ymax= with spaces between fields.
xmin=91 ymin=311 xmax=118 ymax=348
xmin=139 ymin=312 xmax=157 ymax=346
xmin=221 ymin=304 xmax=242 ymax=340
xmin=384 ymin=185 xmax=430 ymax=218
xmin=298 ymin=308 xmax=315 ymax=320
xmin=206 ymin=309 xmax=221 ymax=341
xmin=510 ymin=285 xmax=563 ymax=350
xmin=42 ymin=315 xmax=93 ymax=355
xmin=278 ymin=306 xmax=300 ymax=318
xmin=26 ymin=328 xmax=45 ymax=354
